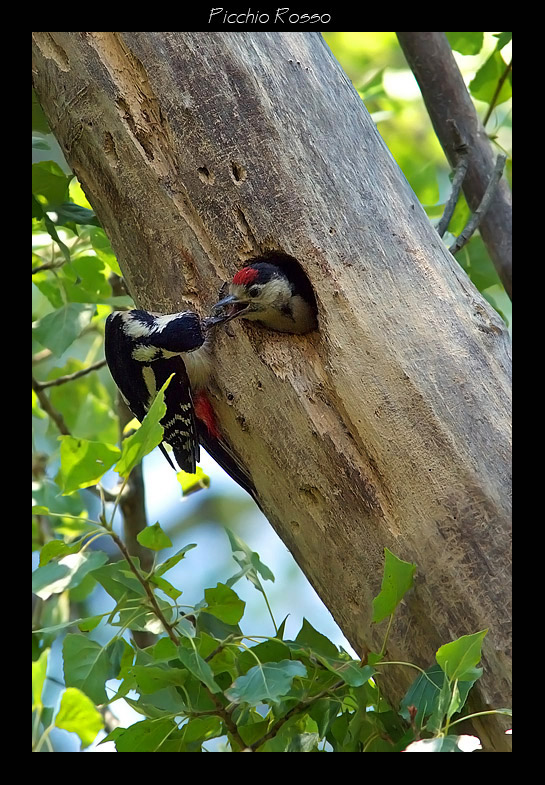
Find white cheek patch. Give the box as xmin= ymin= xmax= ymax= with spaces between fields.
xmin=258 ymin=277 xmax=292 ymax=306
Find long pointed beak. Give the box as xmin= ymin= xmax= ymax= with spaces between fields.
xmin=212 ymin=294 xmax=239 ymax=312
xmin=201 ymin=312 xmax=234 ymax=331
xmin=209 ymin=293 xmax=252 ymax=325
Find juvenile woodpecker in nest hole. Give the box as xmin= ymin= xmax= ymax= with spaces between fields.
xmin=104 ymin=308 xmax=256 ymax=500
xmin=213 ymin=253 xmax=318 ymax=334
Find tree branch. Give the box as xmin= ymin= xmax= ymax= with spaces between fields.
xmin=396 ymin=32 xmax=512 ymax=299
xmin=32 ymin=375 xmax=70 ymax=435
xmin=449 ymin=153 xmax=507 ymax=256
xmin=33 ymin=359 xmax=107 ymax=390
xmin=483 ymin=59 xmax=512 ymax=128
xmin=436 ymin=123 xmax=469 ymax=238
xmin=116 ymin=393 xmax=156 ymax=649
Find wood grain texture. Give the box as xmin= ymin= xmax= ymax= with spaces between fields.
xmin=32 ymin=32 xmax=511 ymax=749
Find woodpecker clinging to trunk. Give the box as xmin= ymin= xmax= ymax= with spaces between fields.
xmin=212 ymin=253 xmax=318 ymax=334
xmin=104 ymin=308 xmax=257 ymax=501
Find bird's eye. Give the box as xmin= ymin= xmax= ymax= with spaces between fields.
xmin=248 ymin=286 xmax=260 ymax=298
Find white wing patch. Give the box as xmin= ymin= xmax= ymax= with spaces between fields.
xmin=132 ymin=344 xmax=158 ymax=362
xmin=141 ymin=366 xmax=157 ymax=409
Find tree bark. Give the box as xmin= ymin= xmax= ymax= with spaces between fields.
xmin=396 ymin=32 xmax=512 ymax=299
xmin=32 ymin=32 xmax=512 ymax=750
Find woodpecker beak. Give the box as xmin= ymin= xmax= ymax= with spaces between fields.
xmin=211 ymin=294 xmax=253 ymax=323
xmin=201 ymin=311 xmax=237 ymax=331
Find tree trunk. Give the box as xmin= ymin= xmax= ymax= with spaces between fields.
xmin=32 ymin=32 xmax=512 ymax=750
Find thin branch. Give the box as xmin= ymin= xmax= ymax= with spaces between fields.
xmin=436 ymin=122 xmax=469 ymax=238
xmin=33 ymin=348 xmax=53 ymax=365
xmin=449 ymin=154 xmax=507 ymax=256
xmin=110 ymin=529 xmax=179 ymax=645
xmin=32 ymin=374 xmax=118 ymax=503
xmin=116 ymin=393 xmax=156 ymax=649
xmin=483 ymin=59 xmax=512 ymax=128
xmin=32 ymin=259 xmax=66 ymax=275
xmin=33 ymin=359 xmax=107 ymax=390
xmin=248 ymin=678 xmax=345 ymax=751
xmin=32 ymin=375 xmax=70 ymax=435
xmin=396 ymin=32 xmax=512 ymax=298
xmin=108 ymin=529 xmax=248 ymax=750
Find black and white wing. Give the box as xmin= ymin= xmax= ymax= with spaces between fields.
xmin=104 ymin=311 xmax=200 ymax=473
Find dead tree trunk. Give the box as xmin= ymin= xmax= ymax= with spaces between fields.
xmin=32 ymin=32 xmax=512 ymax=750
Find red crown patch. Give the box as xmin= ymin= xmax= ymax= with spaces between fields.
xmin=232 ymin=267 xmax=259 ymax=286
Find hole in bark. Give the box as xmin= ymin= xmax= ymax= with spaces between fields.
xmin=197 ymin=166 xmax=215 ymax=184
xmin=238 ymin=250 xmax=318 ymax=327
xmin=230 ymin=160 xmax=246 ymax=183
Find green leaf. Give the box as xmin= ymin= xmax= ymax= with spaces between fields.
xmin=63 ymin=635 xmax=125 ymax=704
xmin=113 ymin=718 xmax=177 ymax=752
xmin=469 ymin=52 xmax=512 ymax=106
xmin=445 ymin=32 xmax=483 ymax=56
xmin=316 ymin=657 xmax=374 ymax=688
xmin=32 ymin=551 xmax=108 ymax=600
xmin=131 ymin=665 xmax=189 ymax=694
xmin=43 ymin=213 xmax=72 ymax=262
xmin=204 ymin=582 xmax=246 ymax=625
xmin=32 ymin=648 xmax=49 ymax=711
xmin=150 ymin=575 xmax=182 ymax=600
xmin=371 ymin=548 xmax=416 ymax=623
xmin=32 ymin=89 xmax=51 ymax=133
xmin=32 ymin=160 xmax=70 ymax=205
xmin=426 ymin=669 xmax=452 ymax=733
xmin=39 ymin=538 xmax=81 ymax=566
xmin=182 ymin=716 xmax=223 ymax=744
xmin=137 ymin=522 xmax=172 ymax=552
xmin=33 ymin=136 xmax=50 ymax=150
xmin=295 ymin=617 xmax=339 ymax=659
xmin=436 ymin=629 xmax=488 ymax=681
xmin=237 ymin=639 xmax=292 ymax=675
xmin=493 ymin=32 xmax=512 ymax=51
xmin=56 ymin=436 xmax=120 ymax=494
xmin=53 ymin=202 xmax=100 ymax=227
xmin=55 ymin=687 xmax=104 ymax=748
xmin=115 ymin=375 xmax=173 ymax=477
xmin=399 ymin=664 xmax=444 ymax=729
xmin=154 ymin=544 xmax=197 ymax=577
xmin=48 ymin=357 xmax=118 ymax=444
xmin=177 ymin=466 xmax=210 ymax=496
xmin=88 ymin=227 xmax=122 ymax=276
xmin=33 ymin=303 xmax=95 ymax=357
xmin=92 ymin=560 xmax=166 ymax=633
xmin=92 ymin=560 xmax=147 ymax=602
xmin=225 ymin=660 xmax=307 ymax=706
xmin=59 ymin=255 xmax=113 ymax=304
xmin=150 ymin=638 xmax=178 ymax=661
xmin=309 ymin=697 xmax=343 ymax=737
xmin=177 ymin=646 xmax=222 ymax=694
xmin=78 ymin=615 xmax=103 ymax=632
xmin=225 ymin=528 xmax=275 ymax=594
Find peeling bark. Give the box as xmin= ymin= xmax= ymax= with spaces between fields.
xmin=32 ymin=32 xmax=511 ymax=750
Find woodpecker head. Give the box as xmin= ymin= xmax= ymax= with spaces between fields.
xmin=212 ymin=260 xmax=317 ymax=334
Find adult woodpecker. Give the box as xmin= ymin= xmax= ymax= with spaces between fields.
xmin=104 ymin=308 xmax=256 ymax=501
xmin=212 ymin=253 xmax=318 ymax=334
